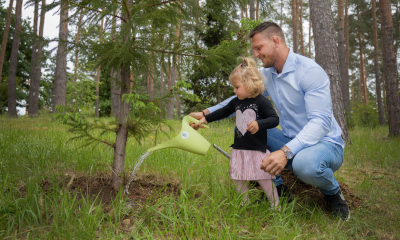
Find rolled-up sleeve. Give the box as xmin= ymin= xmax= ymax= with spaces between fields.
xmin=285 ymin=67 xmax=332 ymax=155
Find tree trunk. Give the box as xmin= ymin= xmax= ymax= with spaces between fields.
xmin=168 ymin=21 xmax=181 ymax=119
xmin=111 ymin=9 xmax=132 ymax=191
xmin=27 ymin=0 xmax=39 ymax=116
xmin=337 ymin=0 xmax=350 ymax=118
xmin=309 ymin=0 xmax=351 ymax=144
xmin=280 ymin=0 xmax=283 ymax=27
xmin=308 ymin=5 xmax=311 ymax=58
xmin=7 ymin=0 xmax=23 ymax=118
xmin=356 ymin=10 xmax=366 ymax=104
xmin=250 ymin=0 xmax=255 ymax=20
xmin=28 ymin=0 xmax=46 ymax=117
xmin=160 ymin=57 xmax=164 ymax=117
xmin=299 ymin=0 xmax=305 ymax=56
xmin=379 ymin=0 xmax=400 ymax=137
xmin=52 ymin=1 xmax=68 ymax=112
xmin=292 ymin=0 xmax=298 ymax=53
xmin=372 ymin=0 xmax=385 ymax=125
xmin=345 ymin=0 xmax=350 ymax=111
xmin=73 ymin=10 xmax=83 ymax=84
xmin=110 ymin=11 xmax=120 ymax=119
xmin=256 ymin=0 xmax=259 ymax=21
xmin=0 ymin=0 xmax=14 ymax=83
xmin=148 ymin=52 xmax=154 ymax=101
xmin=95 ymin=17 xmax=104 ymax=118
xmin=363 ymin=51 xmax=368 ymax=104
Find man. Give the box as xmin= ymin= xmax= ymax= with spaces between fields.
xmin=190 ymin=21 xmax=350 ymax=221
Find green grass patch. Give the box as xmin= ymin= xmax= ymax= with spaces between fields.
xmin=0 ymin=115 xmax=399 ymax=239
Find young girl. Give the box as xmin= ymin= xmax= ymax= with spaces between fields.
xmin=198 ymin=57 xmax=280 ymax=209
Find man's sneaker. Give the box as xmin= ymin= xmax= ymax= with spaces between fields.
xmin=276 ymin=184 xmax=292 ymax=203
xmin=325 ymin=189 xmax=350 ymax=221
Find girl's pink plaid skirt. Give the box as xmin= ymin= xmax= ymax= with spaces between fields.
xmin=230 ymin=149 xmax=275 ymax=180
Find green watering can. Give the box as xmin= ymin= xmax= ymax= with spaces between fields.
xmin=147 ymin=115 xmax=211 ymax=155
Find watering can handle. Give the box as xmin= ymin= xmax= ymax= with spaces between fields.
xmin=184 ymin=115 xmax=209 ymax=129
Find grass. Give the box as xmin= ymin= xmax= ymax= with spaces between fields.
xmin=0 ymin=115 xmax=399 ymax=239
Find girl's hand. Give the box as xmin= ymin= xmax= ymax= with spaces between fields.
xmin=246 ymin=121 xmax=259 ymax=134
xmin=193 ymin=117 xmax=208 ymax=129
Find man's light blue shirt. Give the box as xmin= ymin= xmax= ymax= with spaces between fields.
xmin=207 ymin=49 xmax=345 ymax=155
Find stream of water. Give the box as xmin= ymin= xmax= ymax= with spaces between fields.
xmin=124 ymin=151 xmax=152 ymax=195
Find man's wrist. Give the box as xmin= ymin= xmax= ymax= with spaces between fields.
xmin=280 ymin=146 xmax=294 ymax=160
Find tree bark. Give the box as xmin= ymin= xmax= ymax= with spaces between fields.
xmin=345 ymin=0 xmax=350 ymax=108
xmin=27 ymin=0 xmax=39 ymax=116
xmin=256 ymin=0 xmax=259 ymax=21
xmin=52 ymin=1 xmax=68 ymax=112
xmin=337 ymin=0 xmax=350 ymax=118
xmin=299 ymin=0 xmax=305 ymax=56
xmin=379 ymin=0 xmax=400 ymax=137
xmin=111 ymin=9 xmax=132 ymax=191
xmin=7 ymin=0 xmax=23 ymax=118
xmin=356 ymin=9 xmax=367 ymax=104
xmin=110 ymin=11 xmax=120 ymax=119
xmin=73 ymin=10 xmax=83 ymax=84
xmin=28 ymin=0 xmax=46 ymax=117
xmin=280 ymin=0 xmax=283 ymax=27
xmin=309 ymin=0 xmax=351 ymax=144
xmin=168 ymin=20 xmax=181 ymax=119
xmin=372 ymin=0 xmax=385 ymax=125
xmin=292 ymin=0 xmax=298 ymax=53
xmin=250 ymin=0 xmax=255 ymax=20
xmin=308 ymin=5 xmax=311 ymax=58
xmin=0 ymin=0 xmax=14 ymax=83
xmin=95 ymin=17 xmax=104 ymax=118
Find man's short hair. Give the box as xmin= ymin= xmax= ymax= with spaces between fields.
xmin=249 ymin=21 xmax=286 ymax=43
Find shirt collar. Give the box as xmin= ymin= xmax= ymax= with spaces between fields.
xmin=269 ymin=48 xmax=296 ymax=75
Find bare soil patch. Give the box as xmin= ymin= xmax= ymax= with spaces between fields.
xmin=280 ymin=169 xmax=363 ymax=210
xmin=19 ymin=171 xmax=362 ymax=213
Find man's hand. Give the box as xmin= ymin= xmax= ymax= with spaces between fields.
xmin=189 ymin=110 xmax=209 ymax=130
xmin=260 ymin=150 xmax=288 ymax=176
xmin=246 ymin=121 xmax=259 ymax=134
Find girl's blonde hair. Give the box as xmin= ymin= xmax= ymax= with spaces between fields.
xmin=229 ymin=57 xmax=265 ymax=98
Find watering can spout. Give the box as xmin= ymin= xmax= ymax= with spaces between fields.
xmin=147 ymin=116 xmax=210 ymax=155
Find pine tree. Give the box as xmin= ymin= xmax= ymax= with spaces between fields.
xmin=379 ymin=0 xmax=400 ymax=137
xmin=310 ymin=0 xmax=351 ymax=143
xmin=7 ymin=0 xmax=23 ymax=118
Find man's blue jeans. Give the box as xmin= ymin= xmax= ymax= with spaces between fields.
xmin=267 ymin=128 xmax=344 ymax=195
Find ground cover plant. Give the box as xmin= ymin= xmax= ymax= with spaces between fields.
xmin=0 ymin=115 xmax=399 ymax=239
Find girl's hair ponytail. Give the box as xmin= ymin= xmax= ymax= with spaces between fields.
xmin=229 ymin=57 xmax=265 ymax=98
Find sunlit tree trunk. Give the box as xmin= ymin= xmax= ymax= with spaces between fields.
xmin=372 ymin=0 xmax=385 ymax=125
xmin=7 ymin=0 xmax=23 ymax=118
xmin=52 ymin=1 xmax=69 ymax=112
xmin=310 ymin=0 xmax=351 ymax=144
xmin=379 ymin=0 xmax=400 ymax=137
xmin=0 ymin=0 xmax=14 ymax=83
xmin=95 ymin=17 xmax=104 ymax=118
xmin=28 ymin=0 xmax=46 ymax=117
xmin=337 ymin=0 xmax=350 ymax=117
xmin=250 ymin=0 xmax=255 ymax=20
